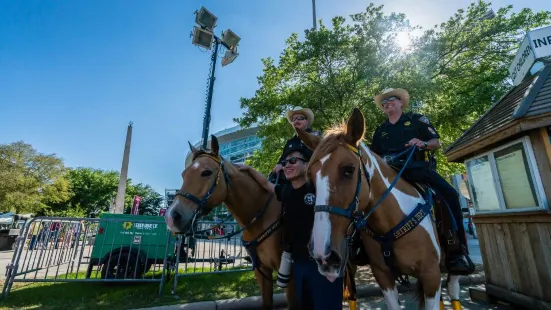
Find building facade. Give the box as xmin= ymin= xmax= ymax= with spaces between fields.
xmin=184 ymin=125 xmax=261 ymax=167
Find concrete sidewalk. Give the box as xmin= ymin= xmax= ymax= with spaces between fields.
xmin=135 ymin=273 xmax=486 ymax=310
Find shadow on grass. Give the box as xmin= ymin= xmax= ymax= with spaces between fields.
xmin=0 ymin=268 xmax=283 ymax=310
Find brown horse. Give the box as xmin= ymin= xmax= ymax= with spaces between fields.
xmin=165 ymin=135 xmax=299 ymax=310
xmin=297 ymin=108 xmax=464 ymax=310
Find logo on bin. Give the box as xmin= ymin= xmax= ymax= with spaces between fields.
xmin=123 ymin=222 xmax=133 ymax=230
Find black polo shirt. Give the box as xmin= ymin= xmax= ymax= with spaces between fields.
xmin=371 ymin=112 xmax=440 ymax=157
xmin=275 ymin=182 xmax=316 ymax=262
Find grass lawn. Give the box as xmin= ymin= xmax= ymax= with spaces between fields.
xmin=0 ymin=267 xmax=283 ymax=310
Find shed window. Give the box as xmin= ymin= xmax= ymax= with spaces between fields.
xmin=464 ymin=136 xmax=547 ymax=213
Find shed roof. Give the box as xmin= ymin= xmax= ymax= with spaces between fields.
xmin=444 ymin=64 xmax=551 ymax=161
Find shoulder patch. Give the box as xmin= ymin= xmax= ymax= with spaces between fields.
xmin=418 ymin=115 xmax=430 ymax=125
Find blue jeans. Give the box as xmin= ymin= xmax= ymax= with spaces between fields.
xmin=293 ymin=259 xmax=343 ymax=310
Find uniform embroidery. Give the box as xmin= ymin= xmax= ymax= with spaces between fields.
xmin=304 ymin=193 xmax=315 ymax=205
xmin=419 ymin=116 xmax=430 ymax=124
xmin=381 ymin=132 xmax=387 ymax=137
xmin=404 ymin=121 xmax=411 ymax=126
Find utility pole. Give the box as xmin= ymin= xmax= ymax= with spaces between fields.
xmin=312 ymin=0 xmax=317 ymax=30
xmin=113 ymin=122 xmax=133 ymax=214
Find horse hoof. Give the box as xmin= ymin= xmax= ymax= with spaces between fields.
xmin=451 ymin=300 xmax=462 ymax=310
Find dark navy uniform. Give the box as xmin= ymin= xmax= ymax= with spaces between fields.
xmin=371 ymin=112 xmax=471 ymax=274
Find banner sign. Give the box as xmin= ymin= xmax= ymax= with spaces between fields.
xmin=131 ymin=195 xmax=141 ymax=215
xmin=509 ymin=25 xmax=551 ymax=86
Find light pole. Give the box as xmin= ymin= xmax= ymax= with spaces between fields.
xmin=312 ymin=0 xmax=317 ymax=30
xmin=191 ymin=7 xmax=241 ymax=150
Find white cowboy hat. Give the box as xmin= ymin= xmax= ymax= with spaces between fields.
xmin=286 ymin=106 xmax=314 ymax=127
xmin=374 ymin=88 xmax=410 ymax=111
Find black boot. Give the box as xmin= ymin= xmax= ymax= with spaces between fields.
xmin=444 ymin=231 xmax=475 ymax=275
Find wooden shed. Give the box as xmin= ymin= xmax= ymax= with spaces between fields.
xmin=443 ymin=64 xmax=551 ymax=309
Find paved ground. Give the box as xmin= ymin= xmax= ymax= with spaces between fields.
xmin=276 ymin=284 xmax=510 ymax=310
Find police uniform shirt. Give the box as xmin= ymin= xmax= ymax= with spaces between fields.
xmin=371 ymin=113 xmax=440 ymax=156
xmin=274 ymin=182 xmax=316 ymax=262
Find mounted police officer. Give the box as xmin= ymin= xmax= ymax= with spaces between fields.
xmin=271 ymin=107 xmax=321 ymax=184
xmin=370 ymin=88 xmax=474 ymax=275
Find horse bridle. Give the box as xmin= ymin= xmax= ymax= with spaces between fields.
xmin=313 ymin=144 xmax=371 ymax=226
xmin=313 ymin=144 xmax=418 ymax=234
xmin=175 ymin=153 xmax=232 ymax=217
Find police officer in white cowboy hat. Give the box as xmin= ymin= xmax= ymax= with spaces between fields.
xmin=272 ymin=106 xmax=321 ymax=180
xmin=370 ymin=87 xmax=474 ymax=276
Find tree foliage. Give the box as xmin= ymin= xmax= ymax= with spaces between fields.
xmin=237 ymin=1 xmax=551 ymax=177
xmin=0 ymin=141 xmax=70 ymax=214
xmin=0 ymin=142 xmax=163 ymax=216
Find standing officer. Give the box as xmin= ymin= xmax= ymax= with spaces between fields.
xmin=240 ymin=143 xmax=343 ymax=310
xmin=370 ymin=88 xmax=474 ymax=275
xmin=271 ymin=106 xmax=321 ymax=184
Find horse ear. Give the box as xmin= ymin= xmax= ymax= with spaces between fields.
xmin=296 ymin=128 xmax=321 ymax=151
xmin=188 ymin=141 xmax=199 ymax=154
xmin=345 ymin=108 xmax=365 ymax=146
xmin=210 ymin=135 xmax=220 ymax=156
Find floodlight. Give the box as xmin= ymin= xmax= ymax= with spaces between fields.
xmin=482 ymin=9 xmax=496 ymax=20
xmin=221 ymin=47 xmax=239 ymax=67
xmin=222 ymin=29 xmax=241 ymax=50
xmin=195 ymin=6 xmax=218 ymax=31
xmin=192 ymin=26 xmax=214 ymax=49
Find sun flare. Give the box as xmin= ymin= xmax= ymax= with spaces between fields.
xmin=395 ymin=31 xmax=412 ymax=52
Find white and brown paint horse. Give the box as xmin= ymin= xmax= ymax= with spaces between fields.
xmin=165 ymin=135 xmax=299 ymax=310
xmin=297 ymin=108 xmax=464 ymax=310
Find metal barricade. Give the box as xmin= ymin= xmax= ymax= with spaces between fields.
xmin=170 ymin=220 xmax=253 ymax=294
xmin=2 ymin=216 xmax=172 ymax=299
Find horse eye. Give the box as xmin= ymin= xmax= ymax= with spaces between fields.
xmin=201 ymin=170 xmax=212 ymax=177
xmin=343 ymin=166 xmax=355 ymax=179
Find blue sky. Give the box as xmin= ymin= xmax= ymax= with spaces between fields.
xmin=0 ymin=0 xmax=547 ymax=195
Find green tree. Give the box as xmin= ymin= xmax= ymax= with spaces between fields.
xmin=237 ymin=1 xmax=551 ymax=178
xmin=48 ymin=167 xmax=119 ymax=217
xmin=0 ymin=141 xmax=70 ymax=214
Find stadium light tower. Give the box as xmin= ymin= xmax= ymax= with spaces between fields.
xmin=191 ymin=6 xmax=241 ymax=150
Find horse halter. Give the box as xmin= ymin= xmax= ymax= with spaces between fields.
xmin=313 ymin=144 xmax=371 ymax=222
xmin=175 ymin=153 xmax=232 ymax=216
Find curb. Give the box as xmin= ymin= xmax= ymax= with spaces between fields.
xmin=135 ymin=272 xmax=485 ymax=310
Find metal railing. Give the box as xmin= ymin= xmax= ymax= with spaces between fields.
xmin=170 ymin=220 xmax=253 ymax=294
xmin=2 ymin=216 xmax=172 ymax=299
xmin=1 ymin=217 xmax=254 ymax=300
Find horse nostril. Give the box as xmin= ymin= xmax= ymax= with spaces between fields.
xmin=172 ymin=212 xmax=182 ymax=221
xmin=326 ymin=250 xmax=342 ymax=266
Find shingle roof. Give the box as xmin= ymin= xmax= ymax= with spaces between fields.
xmin=444 ymin=64 xmax=551 ymax=157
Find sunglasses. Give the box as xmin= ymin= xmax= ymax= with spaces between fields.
xmin=292 ymin=116 xmax=307 ymax=122
xmin=281 ymin=157 xmax=306 ymax=167
xmin=382 ymin=96 xmax=400 ymax=105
